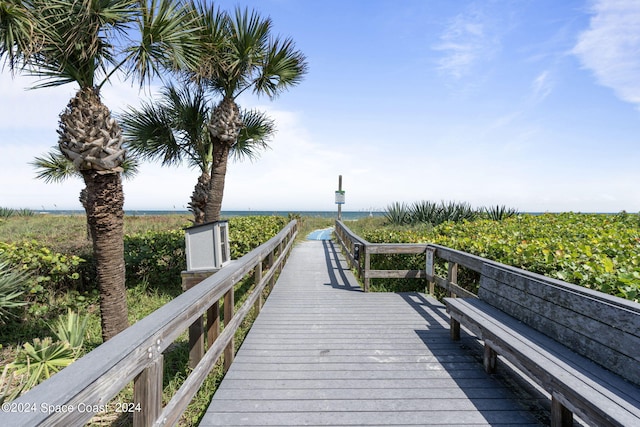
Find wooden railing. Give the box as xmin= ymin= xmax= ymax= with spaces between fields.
xmin=335 ymin=220 xmax=478 ymax=297
xmin=3 ymin=220 xmax=298 ymax=427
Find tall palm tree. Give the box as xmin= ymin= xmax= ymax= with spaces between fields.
xmin=32 ymin=148 xmax=139 ymax=239
xmin=121 ymin=82 xmax=275 ymax=224
xmin=0 ymin=0 xmax=202 ymax=340
xmin=189 ymin=3 xmax=308 ymax=222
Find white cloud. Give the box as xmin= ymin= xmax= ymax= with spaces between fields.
xmin=573 ymin=0 xmax=640 ymax=107
xmin=433 ymin=4 xmax=502 ymax=79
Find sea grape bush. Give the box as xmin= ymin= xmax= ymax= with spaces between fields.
xmin=1 ymin=216 xmax=291 ymax=298
xmin=228 ymin=216 xmax=289 ymax=258
xmin=362 ymin=213 xmax=640 ymax=302
xmin=124 ymin=229 xmax=186 ymax=288
xmin=0 ymin=241 xmax=84 ymax=294
xmin=123 ymin=216 xmax=289 ymax=286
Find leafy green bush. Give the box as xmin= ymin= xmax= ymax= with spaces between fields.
xmin=124 ymin=229 xmax=186 ymax=289
xmin=50 ymin=309 xmax=89 ymax=350
xmin=228 ymin=216 xmax=289 ymax=258
xmin=362 ymin=213 xmax=640 ymax=301
xmin=5 ymin=310 xmax=89 ymax=395
xmin=122 ymin=216 xmax=289 ymax=288
xmin=0 ymin=241 xmax=84 ymax=295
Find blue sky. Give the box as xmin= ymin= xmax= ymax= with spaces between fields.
xmin=2 ymin=0 xmax=640 ymax=213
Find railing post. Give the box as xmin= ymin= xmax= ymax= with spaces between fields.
xmin=207 ymin=300 xmax=220 ymax=349
xmin=364 ymin=245 xmax=370 ymax=293
xmin=426 ymin=246 xmax=436 ymax=295
xmin=223 ymin=287 xmax=235 ymax=373
xmin=447 ymin=262 xmax=458 ymax=297
xmin=268 ymin=251 xmax=276 ymax=290
xmin=133 ymin=354 xmax=163 ymax=427
xmin=182 ymin=271 xmax=216 ymax=368
xmin=254 ymin=262 xmax=263 ymax=314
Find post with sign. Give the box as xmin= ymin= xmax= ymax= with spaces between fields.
xmin=335 ymin=175 xmax=345 ymax=220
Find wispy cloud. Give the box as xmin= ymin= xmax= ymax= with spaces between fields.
xmin=433 ymin=4 xmax=502 ymax=80
xmin=573 ymin=0 xmax=640 ymax=107
xmin=531 ymin=70 xmax=553 ymax=102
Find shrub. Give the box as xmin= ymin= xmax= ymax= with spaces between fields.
xmin=384 ymin=202 xmax=412 ymax=225
xmin=0 ymin=207 xmax=15 ymax=218
xmin=361 ymin=213 xmax=640 ymax=302
xmin=228 ymin=216 xmax=289 ymax=258
xmin=0 ymin=256 xmax=28 ymax=324
xmin=483 ymin=205 xmax=520 ymax=221
xmin=0 ymin=241 xmax=84 ymax=295
xmin=124 ymin=229 xmax=185 ymax=289
xmin=10 ymin=337 xmax=77 ymax=390
xmin=385 ymin=200 xmax=479 ymax=226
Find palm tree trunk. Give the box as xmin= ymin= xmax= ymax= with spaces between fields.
xmin=204 ymin=145 xmax=230 ymax=222
xmin=82 ymin=170 xmax=129 ymax=340
xmin=189 ymin=172 xmax=210 ymax=224
xmin=204 ymin=98 xmax=242 ymax=222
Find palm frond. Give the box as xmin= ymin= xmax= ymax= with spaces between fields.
xmin=0 ymin=0 xmax=35 ymax=71
xmin=124 ymin=0 xmax=203 ymax=87
xmin=254 ymin=36 xmax=308 ymax=98
xmin=121 ymin=81 xmax=211 ymax=172
xmin=31 ymin=150 xmax=79 ymax=183
xmin=231 ymin=108 xmax=275 ymax=162
xmin=121 ymin=101 xmax=182 ymax=167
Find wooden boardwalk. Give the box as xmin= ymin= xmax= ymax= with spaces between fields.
xmin=199 ymin=240 xmax=541 ymax=426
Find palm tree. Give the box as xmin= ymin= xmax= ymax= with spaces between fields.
xmin=0 ymin=0 xmax=201 ymax=340
xmin=32 ymin=147 xmax=139 ymax=238
xmin=189 ymin=3 xmax=308 ymax=222
xmin=121 ymin=82 xmax=275 ymax=224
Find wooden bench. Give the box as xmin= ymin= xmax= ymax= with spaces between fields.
xmin=445 ymin=262 xmax=640 ymax=427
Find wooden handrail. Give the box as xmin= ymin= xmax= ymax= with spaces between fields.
xmin=335 ymin=220 xmax=477 ymax=297
xmin=3 ymin=220 xmax=298 ymax=427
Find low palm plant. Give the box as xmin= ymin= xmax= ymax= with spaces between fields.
xmin=410 ymin=201 xmax=440 ymax=226
xmin=10 ymin=338 xmax=77 ymax=390
xmin=384 ymin=202 xmax=412 ymax=225
xmin=1 ymin=365 xmax=24 ymax=404
xmin=0 ymin=208 xmax=15 ymax=219
xmin=439 ymin=200 xmax=477 ymax=223
xmin=51 ymin=309 xmax=89 ymax=351
xmin=484 ymin=205 xmax=520 ymax=221
xmin=0 ymin=257 xmax=27 ymax=324
xmin=8 ymin=309 xmax=88 ymax=392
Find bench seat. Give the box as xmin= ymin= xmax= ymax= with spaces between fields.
xmin=446 ymin=297 xmax=640 ymax=427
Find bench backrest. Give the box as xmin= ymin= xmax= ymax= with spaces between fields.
xmin=478 ymin=262 xmax=640 ymax=386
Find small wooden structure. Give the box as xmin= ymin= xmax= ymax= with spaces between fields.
xmin=185 ymin=220 xmax=231 ymax=271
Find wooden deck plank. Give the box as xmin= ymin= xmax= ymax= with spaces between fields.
xmin=199 ymin=240 xmax=541 ymax=426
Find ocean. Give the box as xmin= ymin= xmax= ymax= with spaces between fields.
xmin=39 ymin=210 xmax=384 ymax=221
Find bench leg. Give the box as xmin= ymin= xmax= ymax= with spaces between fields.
xmin=483 ymin=344 xmax=497 ymax=373
xmin=551 ymin=394 xmax=573 ymax=427
xmin=450 ymin=318 xmax=460 ymax=341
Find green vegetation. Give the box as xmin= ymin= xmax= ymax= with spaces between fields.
xmin=0 ymin=214 xmax=295 ymax=425
xmin=0 ymin=257 xmax=28 ymax=324
xmin=353 ymin=211 xmax=640 ymax=301
xmin=384 ymin=200 xmax=518 ymax=226
xmin=0 ymin=208 xmax=35 ymax=219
